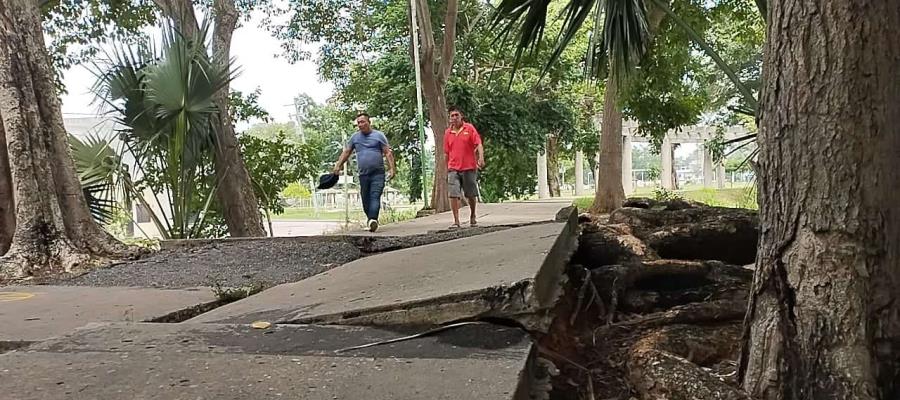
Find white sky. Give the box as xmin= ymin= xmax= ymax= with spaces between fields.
xmin=60 ymin=10 xmax=334 ymax=123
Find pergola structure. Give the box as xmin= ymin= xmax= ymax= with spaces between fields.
xmin=540 ymin=120 xmax=752 ymax=198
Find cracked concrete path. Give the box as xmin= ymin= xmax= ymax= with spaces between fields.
xmin=0 ymin=286 xmax=216 ymax=342
xmin=349 ymin=200 xmax=573 ymax=237
xmin=190 ymin=213 xmax=578 ymax=329
xmin=0 ymin=322 xmax=536 ymax=400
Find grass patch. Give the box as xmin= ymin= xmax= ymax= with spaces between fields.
xmin=573 ymin=186 xmax=757 ymax=211
xmin=573 ymin=197 xmax=593 ymax=211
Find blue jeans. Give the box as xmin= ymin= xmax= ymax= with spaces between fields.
xmin=358 ymin=171 xmax=385 ymax=221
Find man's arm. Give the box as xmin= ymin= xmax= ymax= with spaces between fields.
xmin=475 ymin=143 xmax=485 ymax=169
xmin=472 ymin=126 xmax=485 ymax=169
xmin=383 ymin=144 xmax=397 ymax=180
xmin=332 ymin=148 xmax=352 ymax=175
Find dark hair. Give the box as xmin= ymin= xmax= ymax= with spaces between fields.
xmin=356 ymin=112 xmax=371 ymax=121
xmin=447 ymin=106 xmax=463 ymax=115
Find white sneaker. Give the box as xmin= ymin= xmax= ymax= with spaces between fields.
xmin=368 ymin=219 xmax=379 ymax=232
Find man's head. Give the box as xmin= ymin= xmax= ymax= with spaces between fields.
xmin=356 ymin=113 xmax=372 ymax=133
xmin=448 ymin=106 xmax=464 ymax=128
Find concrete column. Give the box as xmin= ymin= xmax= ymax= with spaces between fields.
xmin=717 ymin=162 xmax=727 ymax=189
xmin=537 ymin=149 xmax=550 ymax=199
xmin=660 ymin=135 xmax=674 ymax=189
xmin=702 ymin=142 xmax=714 ymax=188
xmin=574 ymin=151 xmax=585 ymax=196
xmin=622 ymin=135 xmax=633 ymax=194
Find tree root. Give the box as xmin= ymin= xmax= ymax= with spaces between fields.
xmin=0 ymin=229 xmax=144 ymax=282
xmin=627 ymin=324 xmax=750 ymax=400
xmin=608 ymin=202 xmax=758 ymax=264
xmin=576 ymin=222 xmax=657 ymax=267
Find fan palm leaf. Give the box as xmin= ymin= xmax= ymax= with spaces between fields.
xmin=90 ymin=18 xmax=235 ymax=239
xmin=69 ymin=133 xmax=133 ymax=224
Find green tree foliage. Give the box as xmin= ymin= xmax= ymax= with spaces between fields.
xmin=41 ymin=0 xmax=158 ymax=91
xmin=446 ymin=81 xmax=585 ymax=202
xmin=229 ymin=88 xmax=271 ymax=124
xmin=239 ymin=132 xmax=315 ymax=215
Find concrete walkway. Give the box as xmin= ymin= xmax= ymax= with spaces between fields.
xmin=0 ymin=286 xmax=216 ymax=342
xmin=352 ymin=200 xmax=572 ymax=236
xmin=191 ymin=217 xmax=577 ymax=329
xmin=1 ymin=201 xmax=575 ymax=399
xmin=1 ymin=322 xmax=536 ymax=400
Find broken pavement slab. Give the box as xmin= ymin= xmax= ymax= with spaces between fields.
xmin=191 ymin=210 xmax=578 ymax=330
xmin=0 ymin=322 xmax=542 ymax=400
xmin=354 ymin=200 xmax=574 ymax=236
xmin=0 ymin=286 xmax=217 ymax=342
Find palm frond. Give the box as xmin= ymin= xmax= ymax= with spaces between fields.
xmin=69 ymin=133 xmax=132 ymax=225
xmin=90 ymin=17 xmax=231 ymax=239
xmin=491 ymin=0 xmax=651 ymax=84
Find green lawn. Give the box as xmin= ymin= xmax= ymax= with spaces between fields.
xmin=573 ymin=186 xmax=757 ymax=210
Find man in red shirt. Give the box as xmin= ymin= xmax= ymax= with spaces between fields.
xmin=443 ymin=106 xmax=485 ymax=228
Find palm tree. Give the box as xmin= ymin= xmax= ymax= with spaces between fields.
xmin=69 ymin=133 xmax=133 ymax=225
xmin=491 ymin=0 xmax=763 ymax=212
xmin=92 ymin=21 xmax=233 ymax=239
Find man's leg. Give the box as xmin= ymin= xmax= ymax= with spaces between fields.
xmin=369 ymin=172 xmax=385 ymax=221
xmin=463 ymin=170 xmax=479 ymax=225
xmin=358 ymin=173 xmax=371 ymax=221
xmin=448 ymin=171 xmax=462 ymax=227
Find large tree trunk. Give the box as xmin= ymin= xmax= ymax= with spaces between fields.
xmin=739 ymin=1 xmax=900 ymax=399
xmin=152 ymin=0 xmax=199 ymax=38
xmin=414 ymin=0 xmax=458 ymax=212
xmin=210 ymin=0 xmax=266 ymax=237
xmin=590 ymin=76 xmax=626 ymax=213
xmin=0 ymin=115 xmax=13 ymax=255
xmin=420 ymin=74 xmax=450 ymax=211
xmin=0 ymin=0 xmax=130 ymax=279
xmin=547 ymin=133 xmax=561 ymax=197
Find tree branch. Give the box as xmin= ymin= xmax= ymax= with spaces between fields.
xmin=437 ymin=0 xmax=459 ymax=84
xmin=414 ymin=0 xmax=436 ymax=62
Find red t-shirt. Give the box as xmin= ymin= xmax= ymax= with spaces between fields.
xmin=444 ymin=122 xmax=482 ymax=171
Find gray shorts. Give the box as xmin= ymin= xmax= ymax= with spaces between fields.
xmin=448 ymin=169 xmax=478 ymax=198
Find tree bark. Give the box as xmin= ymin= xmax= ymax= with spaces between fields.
xmin=0 ymin=0 xmax=129 ymax=279
xmin=590 ymin=75 xmax=625 ymax=213
xmin=740 ymin=1 xmax=900 ymax=399
xmin=415 ymin=0 xmax=458 ymax=212
xmin=547 ymin=133 xmax=561 ymax=197
xmin=0 ymin=114 xmax=13 ymax=255
xmin=152 ymin=0 xmax=199 ymax=38
xmin=210 ymin=0 xmax=266 ymax=237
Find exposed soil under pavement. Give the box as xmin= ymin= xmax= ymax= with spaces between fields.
xmin=54 ymin=240 xmax=363 ymax=289
xmin=42 ymin=225 xmax=515 ymax=289
xmin=536 ymin=199 xmax=756 ymax=399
